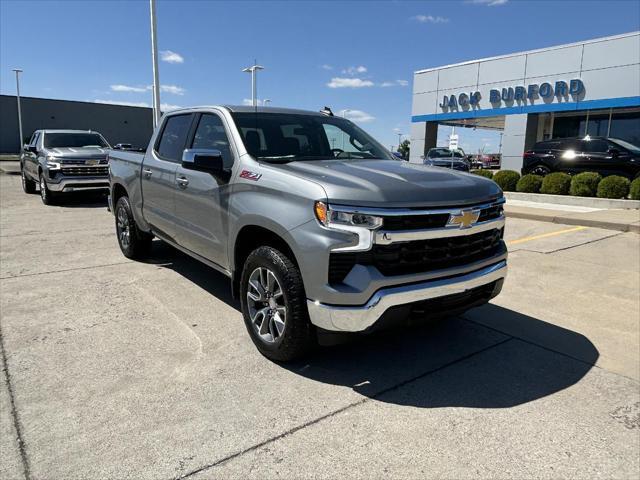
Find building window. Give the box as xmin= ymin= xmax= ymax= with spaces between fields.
xmin=609 ymin=111 xmax=640 ymax=146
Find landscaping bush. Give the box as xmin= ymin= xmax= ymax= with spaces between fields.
xmin=516 ymin=174 xmax=543 ymax=193
xmin=540 ymin=172 xmax=571 ymax=195
xmin=471 ymin=169 xmax=494 ymax=179
xmin=597 ymin=175 xmax=630 ymax=199
xmin=492 ymin=170 xmax=520 ymax=191
xmin=630 ymin=177 xmax=640 ymax=200
xmin=569 ymin=172 xmax=602 ymax=197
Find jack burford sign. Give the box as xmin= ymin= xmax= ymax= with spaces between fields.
xmin=439 ymin=78 xmax=585 ymax=111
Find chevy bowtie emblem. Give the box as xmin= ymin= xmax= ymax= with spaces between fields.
xmin=447 ymin=209 xmax=480 ymax=229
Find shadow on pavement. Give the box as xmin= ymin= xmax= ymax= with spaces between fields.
xmin=147 ymin=240 xmax=598 ymax=409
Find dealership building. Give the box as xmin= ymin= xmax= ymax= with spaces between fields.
xmin=410 ymin=31 xmax=640 ymax=169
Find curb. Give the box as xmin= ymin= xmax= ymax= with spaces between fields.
xmin=504 ymin=191 xmax=640 ymax=210
xmin=505 ymin=210 xmax=640 ymax=234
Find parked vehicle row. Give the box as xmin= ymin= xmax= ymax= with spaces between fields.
xmin=107 ymin=106 xmax=508 ymax=361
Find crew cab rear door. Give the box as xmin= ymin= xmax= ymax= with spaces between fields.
xmin=142 ymin=113 xmax=194 ymax=241
xmin=173 ymin=112 xmax=235 ymax=270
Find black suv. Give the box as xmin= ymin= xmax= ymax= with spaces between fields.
xmin=522 ymin=136 xmax=640 ymax=179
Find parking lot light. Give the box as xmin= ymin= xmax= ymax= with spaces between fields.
xmin=12 ymin=68 xmax=24 ymax=153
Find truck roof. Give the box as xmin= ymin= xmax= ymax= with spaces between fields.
xmin=166 ymin=105 xmax=327 ymax=117
xmin=39 ymin=129 xmax=100 ymax=134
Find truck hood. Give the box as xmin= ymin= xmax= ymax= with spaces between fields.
xmin=274 ymin=159 xmax=502 ymax=208
xmin=45 ymin=147 xmax=109 ymax=159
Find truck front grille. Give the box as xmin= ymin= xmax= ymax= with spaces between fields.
xmin=60 ymin=166 xmax=109 ymax=176
xmin=381 ymin=203 xmax=502 ymax=231
xmin=328 ymin=228 xmax=503 ymax=283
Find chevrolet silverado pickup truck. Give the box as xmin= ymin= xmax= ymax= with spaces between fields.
xmin=21 ymin=129 xmax=111 ymax=205
xmin=108 ymin=106 xmax=507 ymax=361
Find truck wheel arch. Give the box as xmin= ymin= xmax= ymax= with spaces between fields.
xmin=111 ymin=183 xmax=128 ymax=207
xmin=232 ymin=225 xmax=301 ymax=299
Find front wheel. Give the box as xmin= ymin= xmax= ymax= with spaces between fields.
xmin=115 ymin=196 xmax=152 ymax=259
xmin=240 ymin=246 xmax=316 ymax=362
xmin=39 ymin=172 xmax=57 ymax=205
xmin=529 ymin=164 xmax=551 ymax=176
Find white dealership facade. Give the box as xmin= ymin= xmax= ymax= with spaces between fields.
xmin=410 ymin=32 xmax=640 ymax=169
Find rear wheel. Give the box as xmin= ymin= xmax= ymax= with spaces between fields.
xmin=39 ymin=172 xmax=57 ymax=205
xmin=115 ymin=195 xmax=153 ymax=259
xmin=21 ymin=167 xmax=36 ymax=194
xmin=530 ymin=164 xmax=551 ymax=176
xmin=240 ymin=246 xmax=316 ymax=362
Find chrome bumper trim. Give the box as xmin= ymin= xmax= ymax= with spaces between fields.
xmin=375 ymin=216 xmax=505 ymax=244
xmin=48 ymin=178 xmax=109 ymax=192
xmin=307 ymin=260 xmax=507 ymax=332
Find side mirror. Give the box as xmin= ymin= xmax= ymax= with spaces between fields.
xmin=182 ymin=149 xmax=224 ymax=173
xmin=26 ymin=145 xmax=37 ymax=154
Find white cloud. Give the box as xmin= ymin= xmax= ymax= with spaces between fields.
xmin=342 ymin=65 xmax=368 ymax=75
xmin=242 ymin=99 xmax=271 ymax=106
xmin=94 ymin=99 xmax=150 ymax=108
xmin=343 ymin=109 xmax=375 ymax=123
xmin=320 ymin=64 xmax=333 ymax=70
xmin=93 ymin=99 xmax=181 ymax=111
xmin=110 ymin=84 xmax=147 ymax=93
xmin=380 ymin=79 xmax=409 ymax=87
xmin=160 ymin=50 xmax=184 ymax=64
xmin=411 ymin=14 xmax=449 ymax=23
xmin=159 ymin=84 xmax=185 ymax=95
xmin=327 ymin=77 xmax=374 ymax=88
xmin=468 ymin=0 xmax=508 ymax=6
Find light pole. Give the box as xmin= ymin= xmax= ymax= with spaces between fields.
xmin=242 ymin=62 xmax=264 ymax=107
xmin=396 ymin=132 xmax=403 ymax=151
xmin=149 ymin=0 xmax=161 ymax=128
xmin=340 ymin=109 xmax=351 ymax=118
xmin=12 ymin=69 xmax=24 ymax=152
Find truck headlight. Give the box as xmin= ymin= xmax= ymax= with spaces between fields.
xmin=45 ymin=156 xmax=61 ymax=170
xmin=314 ymin=201 xmax=382 ymax=251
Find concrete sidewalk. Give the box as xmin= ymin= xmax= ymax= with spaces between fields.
xmin=505 ymin=202 xmax=640 ymax=233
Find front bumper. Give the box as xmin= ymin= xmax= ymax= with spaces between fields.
xmin=47 ymin=176 xmax=110 ymax=192
xmin=307 ymin=260 xmax=507 ymax=332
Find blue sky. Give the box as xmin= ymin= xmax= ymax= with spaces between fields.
xmin=1 ymin=0 xmax=639 ymax=153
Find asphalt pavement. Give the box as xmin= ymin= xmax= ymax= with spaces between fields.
xmin=1 ymin=170 xmax=638 ymax=479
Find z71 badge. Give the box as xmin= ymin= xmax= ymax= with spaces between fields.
xmin=240 ymin=170 xmax=262 ymax=181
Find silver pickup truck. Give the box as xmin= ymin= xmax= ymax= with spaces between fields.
xmin=20 ymin=129 xmax=111 ymax=205
xmin=108 ymin=106 xmax=507 ymax=361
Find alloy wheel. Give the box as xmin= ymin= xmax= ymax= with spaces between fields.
xmin=246 ymin=267 xmax=287 ymax=343
xmin=116 ymin=206 xmax=131 ymax=249
xmin=39 ymin=175 xmax=47 ymax=202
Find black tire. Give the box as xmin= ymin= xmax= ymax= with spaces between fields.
xmin=21 ymin=167 xmax=36 ymax=194
xmin=240 ymin=246 xmax=316 ymax=362
xmin=529 ymin=164 xmax=551 ymax=176
xmin=39 ymin=172 xmax=57 ymax=205
xmin=114 ymin=195 xmax=153 ymax=259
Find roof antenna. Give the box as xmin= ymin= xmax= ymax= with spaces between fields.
xmin=320 ymin=106 xmax=334 ymax=116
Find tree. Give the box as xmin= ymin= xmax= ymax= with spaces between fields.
xmin=398 ymin=139 xmax=410 ymax=160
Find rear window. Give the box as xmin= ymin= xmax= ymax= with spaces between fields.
xmin=156 ymin=114 xmax=192 ymax=161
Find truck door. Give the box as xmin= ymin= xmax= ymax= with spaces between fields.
xmin=142 ymin=113 xmax=194 ymax=242
xmin=173 ymin=112 xmax=235 ymax=270
xmin=25 ymin=131 xmax=39 ymax=178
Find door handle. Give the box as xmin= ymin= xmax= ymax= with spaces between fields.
xmin=142 ymin=168 xmax=153 ymax=177
xmin=176 ymin=176 xmax=189 ymax=188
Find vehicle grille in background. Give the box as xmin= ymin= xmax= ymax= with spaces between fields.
xmin=328 ymin=228 xmax=503 ymax=283
xmin=61 ymin=166 xmax=109 ymax=176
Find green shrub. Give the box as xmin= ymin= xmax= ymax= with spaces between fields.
xmin=630 ymin=177 xmax=640 ymax=200
xmin=597 ymin=175 xmax=630 ymax=199
xmin=471 ymin=169 xmax=494 ymax=179
xmin=516 ymin=174 xmax=543 ymax=193
xmin=540 ymin=172 xmax=571 ymax=195
xmin=569 ymin=172 xmax=602 ymax=197
xmin=492 ymin=170 xmax=520 ymax=191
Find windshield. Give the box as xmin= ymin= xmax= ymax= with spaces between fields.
xmin=44 ymin=133 xmax=109 ymax=149
xmin=610 ymin=138 xmax=640 ymax=154
xmin=230 ymin=112 xmax=393 ymax=162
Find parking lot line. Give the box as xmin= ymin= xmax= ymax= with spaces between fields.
xmin=507 ymin=226 xmax=587 ymax=246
